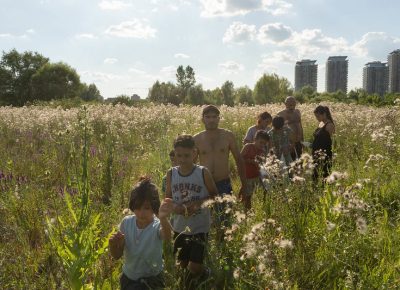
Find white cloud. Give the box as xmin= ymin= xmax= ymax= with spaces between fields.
xmin=264 ymin=0 xmax=292 ymax=15
xmin=160 ymin=65 xmax=176 ymax=78
xmin=75 ymin=33 xmax=97 ymax=39
xmin=258 ymin=22 xmax=293 ymax=44
xmin=256 ymin=23 xmax=350 ymax=57
xmin=256 ymin=50 xmax=296 ymax=74
xmin=0 ymin=33 xmax=12 ymax=38
xmin=174 ymin=53 xmax=190 ymax=59
xmin=26 ymin=29 xmax=35 ymax=34
xmin=104 ymin=20 xmax=156 ymax=39
xmin=98 ymin=0 xmax=132 ymax=10
xmin=104 ymin=58 xmax=118 ymax=64
xmin=200 ymin=0 xmax=292 ymax=17
xmin=219 ymin=60 xmax=244 ymax=74
xmin=289 ymin=29 xmax=349 ymax=56
xmin=80 ymin=71 xmax=126 ymax=83
xmin=351 ymin=32 xmax=400 ymax=59
xmin=223 ymin=22 xmax=256 ymax=44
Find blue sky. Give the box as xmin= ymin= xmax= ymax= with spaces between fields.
xmin=1 ymin=0 xmax=399 ymax=99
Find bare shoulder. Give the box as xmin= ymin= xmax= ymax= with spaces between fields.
xmin=277 ymin=109 xmax=286 ymax=116
xmin=193 ymin=131 xmax=205 ymax=141
xmin=220 ymin=128 xmax=235 ymax=139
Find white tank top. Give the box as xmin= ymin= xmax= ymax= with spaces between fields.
xmin=170 ymin=165 xmax=211 ymax=234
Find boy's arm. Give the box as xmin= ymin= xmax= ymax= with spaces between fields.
xmin=165 ymin=169 xmax=186 ymax=215
xmin=159 ymin=198 xmax=174 ymax=240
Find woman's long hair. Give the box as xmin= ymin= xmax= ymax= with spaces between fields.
xmin=314 ymin=105 xmax=334 ymax=123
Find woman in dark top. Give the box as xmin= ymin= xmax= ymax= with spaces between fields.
xmin=312 ymin=105 xmax=335 ymax=181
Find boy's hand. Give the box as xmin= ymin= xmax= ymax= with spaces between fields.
xmin=185 ymin=201 xmax=201 ymax=216
xmin=109 ymin=231 xmax=125 ymax=249
xmin=159 ymin=198 xmax=174 ymax=218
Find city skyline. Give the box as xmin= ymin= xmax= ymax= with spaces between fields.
xmin=1 ymin=0 xmax=400 ymax=98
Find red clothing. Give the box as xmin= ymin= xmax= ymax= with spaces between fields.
xmin=242 ymin=144 xmax=265 ymax=179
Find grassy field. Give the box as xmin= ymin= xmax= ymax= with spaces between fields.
xmin=0 ymin=102 xmax=400 ymax=289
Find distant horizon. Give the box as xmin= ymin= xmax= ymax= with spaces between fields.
xmin=1 ymin=0 xmax=399 ymax=99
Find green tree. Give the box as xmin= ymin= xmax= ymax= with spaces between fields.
xmin=235 ymin=86 xmax=254 ymax=105
xmin=31 ymin=62 xmax=81 ymax=101
xmin=253 ymin=73 xmax=292 ymax=104
xmin=205 ymin=88 xmax=224 ymax=105
xmin=148 ymin=81 xmax=180 ymax=105
xmin=186 ymin=84 xmax=204 ymax=105
xmin=80 ymin=83 xmax=103 ymax=101
xmin=176 ymin=65 xmax=196 ymax=99
xmin=294 ymin=85 xmax=317 ymax=103
xmin=221 ymin=80 xmax=235 ymax=106
xmin=0 ymin=49 xmax=49 ymax=106
xmin=348 ymin=88 xmax=366 ymax=102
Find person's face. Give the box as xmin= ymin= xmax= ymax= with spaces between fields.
xmin=134 ymin=201 xmax=154 ymax=225
xmin=314 ymin=112 xmax=323 ymax=122
xmin=174 ymin=146 xmax=196 ymax=168
xmin=202 ymin=112 xmax=220 ymax=130
xmin=259 ymin=118 xmax=271 ymax=129
xmin=285 ymin=99 xmax=296 ymax=111
xmin=254 ymin=138 xmax=268 ymax=150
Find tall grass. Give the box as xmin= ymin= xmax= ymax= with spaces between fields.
xmin=0 ymin=103 xmax=399 ymax=289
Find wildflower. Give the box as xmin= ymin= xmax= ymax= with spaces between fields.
xmin=326 ymin=221 xmax=336 ymax=231
xmin=275 ymin=239 xmax=293 ymax=249
xmin=233 ymin=268 xmax=240 ymax=279
xmin=326 ymin=171 xmax=349 ymax=184
xmin=356 ymin=217 xmax=367 ymax=234
xmin=292 ymin=176 xmax=305 ymax=184
xmin=266 ymin=218 xmax=276 ymax=226
xmin=122 ymin=208 xmax=131 ymax=215
xmin=234 ymin=211 xmax=246 ymax=223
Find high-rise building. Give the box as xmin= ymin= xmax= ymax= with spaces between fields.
xmin=325 ymin=56 xmax=348 ymax=93
xmin=388 ymin=49 xmax=400 ymax=93
xmin=363 ymin=62 xmax=388 ymax=97
xmin=294 ymin=60 xmax=318 ymax=92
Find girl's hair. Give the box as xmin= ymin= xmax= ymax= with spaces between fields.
xmin=128 ymin=176 xmax=160 ymax=214
xmin=272 ymin=116 xmax=285 ymax=130
xmin=257 ymin=111 xmax=272 ymax=125
xmin=314 ymin=105 xmax=334 ymax=123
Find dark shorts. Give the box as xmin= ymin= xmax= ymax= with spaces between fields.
xmin=173 ymin=232 xmax=208 ymax=264
xmin=120 ymin=272 xmax=165 ymax=290
xmin=214 ymin=178 xmax=233 ymax=227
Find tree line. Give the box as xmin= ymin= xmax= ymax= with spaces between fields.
xmin=0 ymin=49 xmax=102 ymax=106
xmin=1 ymin=49 xmax=399 ymax=107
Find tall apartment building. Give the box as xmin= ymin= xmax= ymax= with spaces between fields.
xmin=294 ymin=59 xmax=318 ymax=92
xmin=363 ymin=62 xmax=388 ymax=97
xmin=388 ymin=49 xmax=400 ymax=93
xmin=325 ymin=56 xmax=348 ymax=93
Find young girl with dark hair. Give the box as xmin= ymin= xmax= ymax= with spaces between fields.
xmin=312 ymin=106 xmax=335 ymax=181
xmin=109 ymin=177 xmax=174 ymax=290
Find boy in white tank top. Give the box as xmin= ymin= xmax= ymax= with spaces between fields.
xmin=165 ymin=135 xmax=218 ymax=287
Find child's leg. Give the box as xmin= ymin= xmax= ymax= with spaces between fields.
xmin=188 ymin=233 xmax=208 ymax=277
xmin=173 ymin=232 xmax=190 ymax=269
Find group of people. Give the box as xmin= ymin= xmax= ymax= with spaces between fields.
xmin=109 ymin=98 xmax=336 ymax=290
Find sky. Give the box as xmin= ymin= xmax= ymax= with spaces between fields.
xmin=1 ymin=0 xmax=399 ymax=99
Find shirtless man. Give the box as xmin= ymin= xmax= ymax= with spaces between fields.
xmin=278 ymin=96 xmax=304 ymax=160
xmin=194 ymin=105 xmax=246 ymax=225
